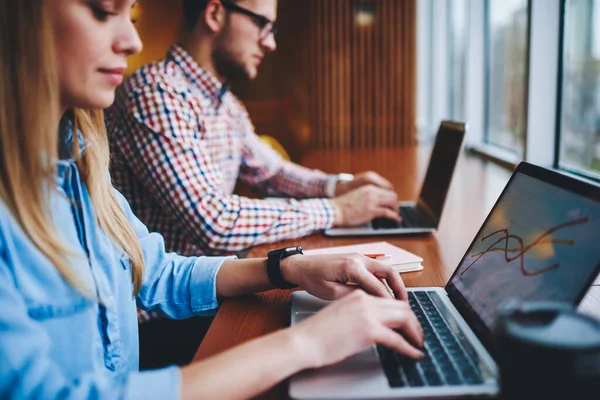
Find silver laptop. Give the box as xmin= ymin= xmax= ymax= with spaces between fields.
xmin=291 ymin=161 xmax=600 ymax=399
xmin=325 ymin=121 xmax=466 ymax=237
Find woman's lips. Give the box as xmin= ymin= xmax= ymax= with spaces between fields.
xmin=99 ymin=67 xmax=126 ymax=85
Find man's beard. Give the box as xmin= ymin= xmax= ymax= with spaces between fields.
xmin=212 ymin=24 xmax=252 ymax=81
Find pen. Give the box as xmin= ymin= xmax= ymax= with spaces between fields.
xmin=363 ymin=253 xmax=391 ymax=260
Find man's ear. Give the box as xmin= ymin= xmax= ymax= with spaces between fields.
xmin=203 ymin=0 xmax=226 ymax=34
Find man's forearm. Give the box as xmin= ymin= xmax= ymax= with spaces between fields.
xmin=197 ymin=197 xmax=335 ymax=253
xmin=250 ymin=162 xmax=333 ymax=199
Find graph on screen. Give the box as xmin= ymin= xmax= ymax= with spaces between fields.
xmin=461 ymin=216 xmax=590 ymax=277
xmin=452 ymin=172 xmax=600 ymax=328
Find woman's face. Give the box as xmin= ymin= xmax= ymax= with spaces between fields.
xmin=50 ymin=0 xmax=142 ymax=111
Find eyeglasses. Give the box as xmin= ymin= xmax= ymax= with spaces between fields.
xmin=221 ymin=1 xmax=278 ymax=40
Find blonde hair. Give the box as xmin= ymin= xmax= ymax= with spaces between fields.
xmin=0 ymin=0 xmax=145 ymax=294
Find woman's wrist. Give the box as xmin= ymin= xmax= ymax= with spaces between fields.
xmin=280 ymin=254 xmax=302 ymax=287
xmin=180 ymin=327 xmax=318 ymax=399
xmin=282 ymin=324 xmax=320 ymax=371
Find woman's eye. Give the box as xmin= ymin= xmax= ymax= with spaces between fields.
xmin=91 ymin=5 xmax=112 ymax=21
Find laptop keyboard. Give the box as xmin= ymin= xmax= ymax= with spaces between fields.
xmin=371 ymin=206 xmax=429 ymax=230
xmin=377 ymin=291 xmax=484 ymax=388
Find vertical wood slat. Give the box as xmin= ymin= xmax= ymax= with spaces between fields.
xmin=356 ymin=2 xmax=362 ymax=148
xmin=395 ymin=0 xmax=402 ymax=146
xmin=408 ymin=0 xmax=417 ymax=146
xmin=323 ymin=0 xmax=329 ymax=148
xmin=385 ymin=0 xmax=392 ymax=146
xmin=309 ymin=0 xmax=416 ymax=149
xmin=335 ymin=0 xmax=342 ymax=148
xmin=343 ymin=0 xmax=350 ymax=148
xmin=310 ymin=0 xmax=319 ymax=148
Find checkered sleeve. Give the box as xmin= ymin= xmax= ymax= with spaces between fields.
xmin=235 ymin=107 xmax=335 ymax=199
xmin=118 ymin=82 xmax=335 ymax=253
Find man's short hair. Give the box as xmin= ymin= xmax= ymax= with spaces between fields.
xmin=182 ymin=0 xmax=239 ymax=30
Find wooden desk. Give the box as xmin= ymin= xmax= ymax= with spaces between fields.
xmin=193 ymin=146 xmax=600 ymax=399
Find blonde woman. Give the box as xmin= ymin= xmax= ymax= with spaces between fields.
xmin=0 ymin=0 xmax=423 ymax=399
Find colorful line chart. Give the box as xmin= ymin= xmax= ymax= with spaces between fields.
xmin=451 ymin=172 xmax=600 ymax=328
xmin=461 ymin=216 xmax=590 ymax=277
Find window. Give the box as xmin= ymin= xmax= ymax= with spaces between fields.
xmin=416 ymin=0 xmax=471 ymax=141
xmin=559 ymin=0 xmax=600 ymax=176
xmin=484 ymin=0 xmax=529 ymax=156
xmin=448 ymin=0 xmax=470 ymax=121
xmin=419 ymin=0 xmax=585 ymax=173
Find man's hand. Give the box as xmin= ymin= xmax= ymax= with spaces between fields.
xmin=335 ymin=171 xmax=394 ymax=196
xmin=331 ymin=184 xmax=401 ymax=226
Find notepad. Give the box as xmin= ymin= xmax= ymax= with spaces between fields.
xmin=303 ymin=241 xmax=423 ymax=273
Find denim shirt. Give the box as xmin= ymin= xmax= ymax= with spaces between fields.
xmin=0 ymin=129 xmax=230 ymax=399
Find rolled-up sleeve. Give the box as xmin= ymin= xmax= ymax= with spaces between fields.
xmin=114 ymin=188 xmax=233 ymax=318
xmin=189 ymin=255 xmax=231 ymax=314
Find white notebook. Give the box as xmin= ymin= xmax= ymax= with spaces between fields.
xmin=303 ymin=241 xmax=423 ymax=273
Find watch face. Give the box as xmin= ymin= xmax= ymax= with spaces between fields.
xmin=284 ymin=246 xmax=302 ymax=255
xmin=269 ymin=246 xmax=303 ymax=257
xmin=337 ymin=173 xmax=354 ymax=182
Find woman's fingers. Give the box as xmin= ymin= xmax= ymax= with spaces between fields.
xmin=346 ymin=264 xmax=394 ymax=299
xmin=374 ymin=325 xmax=425 ymax=359
xmin=367 ymin=260 xmax=408 ymax=300
xmin=376 ymin=298 xmax=424 ymax=348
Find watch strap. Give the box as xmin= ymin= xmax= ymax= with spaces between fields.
xmin=266 ymin=247 xmax=302 ymax=289
xmin=325 ymin=173 xmax=354 ymax=198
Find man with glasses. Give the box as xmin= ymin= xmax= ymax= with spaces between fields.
xmin=106 ymin=0 xmax=400 ymax=260
xmin=106 ymin=0 xmax=401 ymax=368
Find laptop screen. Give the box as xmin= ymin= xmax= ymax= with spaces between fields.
xmin=447 ymin=166 xmax=600 ymax=337
xmin=419 ymin=122 xmax=465 ymax=221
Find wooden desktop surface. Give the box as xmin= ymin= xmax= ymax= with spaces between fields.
xmin=192 ymin=146 xmax=600 ymax=399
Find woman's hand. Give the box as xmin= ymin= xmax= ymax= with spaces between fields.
xmin=281 ymin=253 xmax=408 ymax=301
xmin=291 ymin=290 xmax=424 ymax=369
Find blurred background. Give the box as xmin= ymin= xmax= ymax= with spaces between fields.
xmin=129 ymin=0 xmax=600 ymax=180
xmin=129 ymin=0 xmax=416 ymax=162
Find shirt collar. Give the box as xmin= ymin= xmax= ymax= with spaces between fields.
xmin=58 ymin=117 xmax=89 ymax=162
xmin=167 ymin=43 xmax=230 ymax=107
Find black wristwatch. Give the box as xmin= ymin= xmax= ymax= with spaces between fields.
xmin=266 ymin=246 xmax=303 ymax=289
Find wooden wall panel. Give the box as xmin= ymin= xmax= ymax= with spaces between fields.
xmin=308 ymin=0 xmax=416 ymax=149
xmin=232 ymin=0 xmax=417 ymax=156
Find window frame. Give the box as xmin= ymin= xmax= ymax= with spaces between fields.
xmin=479 ymin=0 xmax=532 ymax=161
xmin=417 ymin=0 xmax=599 ymax=182
xmin=554 ymin=0 xmax=600 ymax=183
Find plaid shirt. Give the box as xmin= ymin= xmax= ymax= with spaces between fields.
xmin=106 ymin=44 xmax=336 ymax=257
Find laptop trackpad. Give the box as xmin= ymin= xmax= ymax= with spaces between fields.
xmin=290 ymin=346 xmax=388 ymax=398
xmin=292 ymin=311 xmax=317 ymax=324
xmin=290 ymin=311 xmax=385 ymax=386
